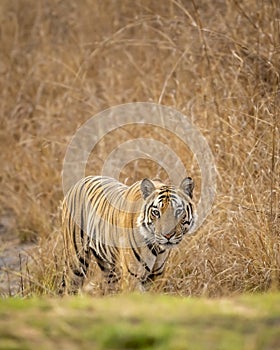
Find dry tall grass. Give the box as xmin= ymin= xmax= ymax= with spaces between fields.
xmin=0 ymin=0 xmax=279 ymax=297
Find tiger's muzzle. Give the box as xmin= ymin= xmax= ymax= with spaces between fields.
xmin=158 ymin=229 xmax=182 ymax=247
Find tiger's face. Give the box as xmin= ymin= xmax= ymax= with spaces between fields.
xmin=138 ymin=177 xmax=196 ymax=248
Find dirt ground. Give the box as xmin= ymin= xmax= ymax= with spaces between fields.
xmin=0 ymin=212 xmax=34 ymax=297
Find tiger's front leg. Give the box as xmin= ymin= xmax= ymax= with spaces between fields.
xmin=141 ymin=250 xmax=171 ymax=291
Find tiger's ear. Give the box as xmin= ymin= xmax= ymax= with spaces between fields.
xmin=140 ymin=178 xmax=156 ymax=199
xmin=180 ymin=177 xmax=194 ymax=199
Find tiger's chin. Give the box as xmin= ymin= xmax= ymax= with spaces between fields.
xmin=158 ymin=240 xmax=181 ymax=249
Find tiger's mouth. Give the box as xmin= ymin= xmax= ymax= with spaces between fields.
xmin=162 ymin=241 xmax=178 ymax=247
xmin=157 ymin=237 xmax=182 ymax=248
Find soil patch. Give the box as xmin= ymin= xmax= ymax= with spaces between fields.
xmin=0 ymin=212 xmax=34 ymax=297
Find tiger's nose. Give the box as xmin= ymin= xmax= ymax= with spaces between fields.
xmin=164 ymin=231 xmax=175 ymax=240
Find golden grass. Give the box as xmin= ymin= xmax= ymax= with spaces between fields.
xmin=0 ymin=0 xmax=279 ymax=296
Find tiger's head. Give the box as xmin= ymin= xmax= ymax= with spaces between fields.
xmin=137 ymin=177 xmax=196 ymax=248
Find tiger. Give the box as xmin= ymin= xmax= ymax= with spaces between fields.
xmin=61 ymin=175 xmax=196 ymax=294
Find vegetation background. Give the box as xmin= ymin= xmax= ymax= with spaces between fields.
xmin=0 ymin=0 xmax=279 ymax=297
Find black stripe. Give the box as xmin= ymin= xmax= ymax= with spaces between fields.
xmin=127 ymin=267 xmax=138 ymax=278
xmin=188 ymin=203 xmax=194 ymax=220
xmin=145 ymin=260 xmax=167 ymax=282
xmin=146 ymin=242 xmax=165 ymax=256
xmin=147 ymin=271 xmax=164 ymax=280
xmin=146 ymin=242 xmax=159 ymax=256
xmin=189 ymin=203 xmax=193 ymax=215
xmin=153 ymin=260 xmax=166 ymax=274
xmin=130 ymin=245 xmax=151 ymax=272
xmin=90 ymin=247 xmax=107 ymax=272
xmin=72 ymin=227 xmax=89 ymax=269
xmin=158 ymin=249 xmax=166 ymax=255
xmin=158 ymin=194 xmax=168 ymax=200
xmin=73 ymin=268 xmax=87 ymax=277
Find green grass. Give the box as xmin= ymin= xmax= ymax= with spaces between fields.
xmin=0 ymin=293 xmax=280 ymax=350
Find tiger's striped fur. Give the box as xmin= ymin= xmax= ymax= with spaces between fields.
xmin=61 ymin=176 xmax=195 ymax=293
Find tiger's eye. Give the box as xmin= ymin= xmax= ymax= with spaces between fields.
xmin=151 ymin=209 xmax=160 ymax=217
xmin=175 ymin=208 xmax=184 ymax=217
